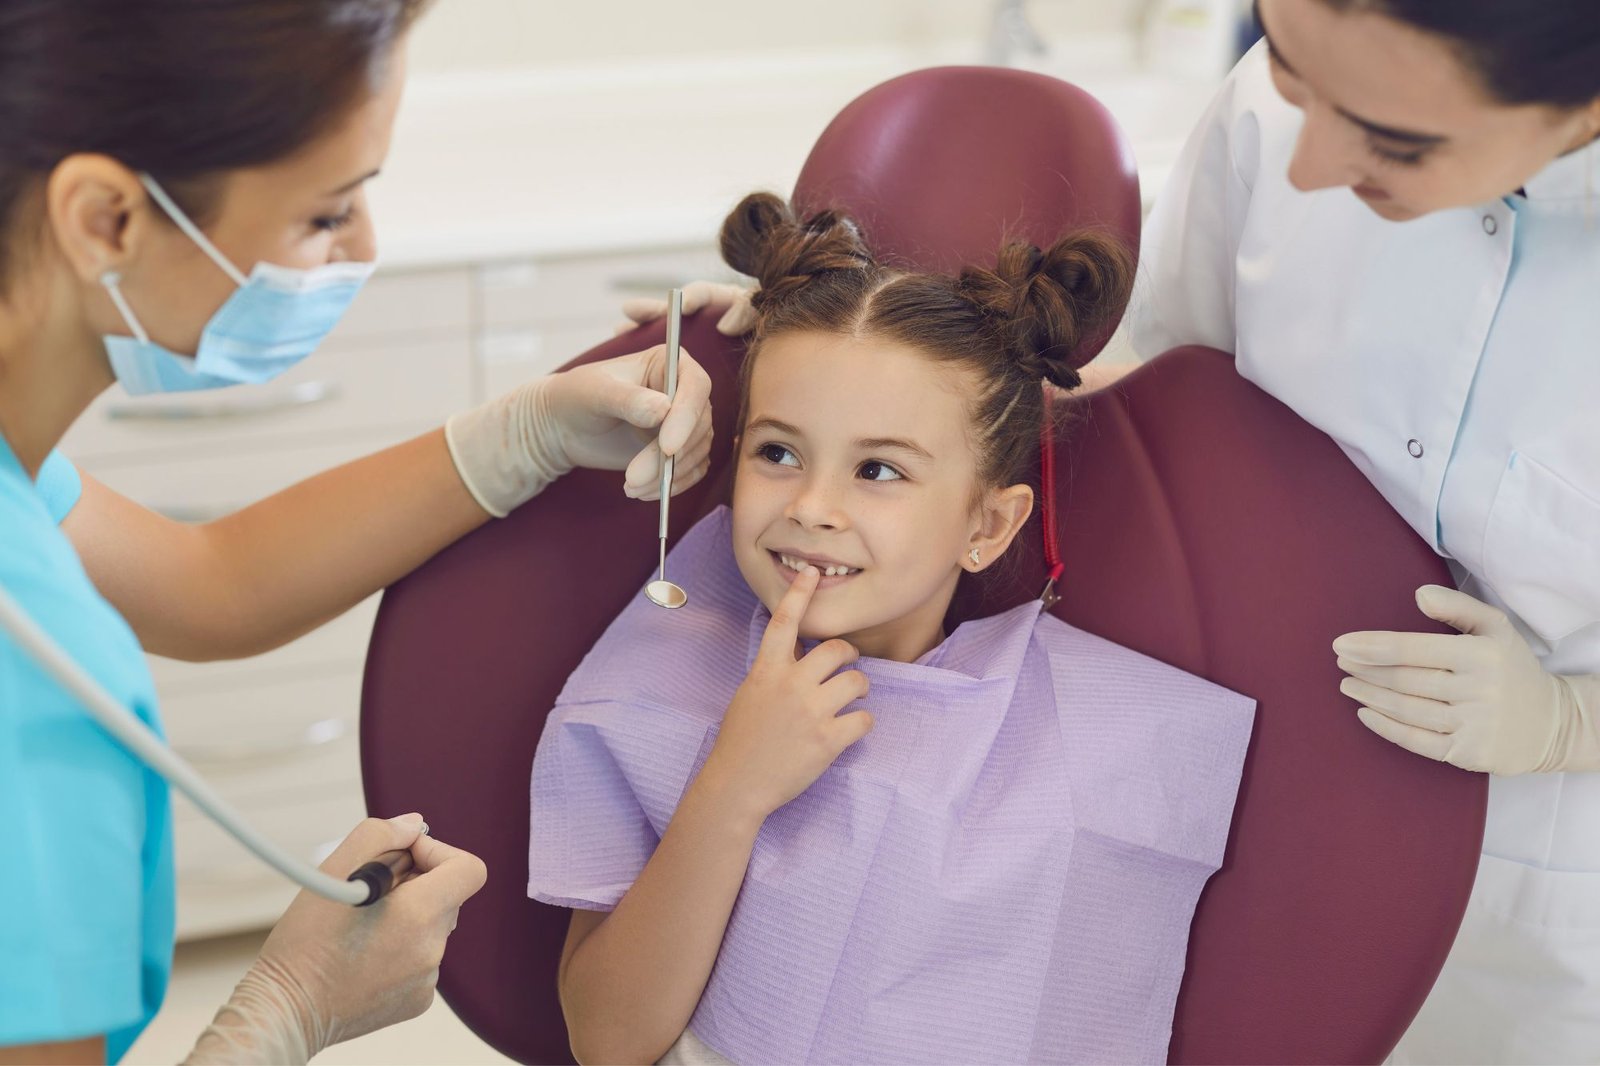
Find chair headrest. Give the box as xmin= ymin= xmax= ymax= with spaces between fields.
xmin=794 ymin=65 xmax=1142 ymax=368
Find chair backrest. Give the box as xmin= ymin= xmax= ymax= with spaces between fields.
xmin=362 ymin=67 xmax=1485 ymax=1064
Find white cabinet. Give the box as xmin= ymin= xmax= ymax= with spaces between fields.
xmin=63 ymin=245 xmax=721 ymax=940
xmin=473 ymin=244 xmax=731 ymax=396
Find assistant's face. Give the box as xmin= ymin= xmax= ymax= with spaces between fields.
xmin=1258 ymin=0 xmax=1599 ymax=221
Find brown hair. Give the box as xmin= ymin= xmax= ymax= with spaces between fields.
xmin=720 ymin=191 xmax=1133 ymax=496
xmin=0 ymin=0 xmax=430 ymax=291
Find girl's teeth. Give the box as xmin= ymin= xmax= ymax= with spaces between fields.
xmin=779 ymin=553 xmax=857 ymax=577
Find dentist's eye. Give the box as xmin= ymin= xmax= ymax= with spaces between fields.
xmin=859 ymin=460 xmax=903 ymax=482
xmin=312 ymin=208 xmax=356 ymax=232
xmin=757 ymin=443 xmax=799 ymax=467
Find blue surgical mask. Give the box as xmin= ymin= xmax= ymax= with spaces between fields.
xmin=100 ymin=173 xmax=375 ymax=395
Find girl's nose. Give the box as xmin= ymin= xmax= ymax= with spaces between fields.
xmin=785 ymin=475 xmax=848 ymax=531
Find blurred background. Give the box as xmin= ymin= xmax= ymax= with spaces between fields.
xmin=112 ymin=1 xmax=1256 ymax=1061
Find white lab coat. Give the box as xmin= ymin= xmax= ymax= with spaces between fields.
xmin=1131 ymin=41 xmax=1600 ymax=1064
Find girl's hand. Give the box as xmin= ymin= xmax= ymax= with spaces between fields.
xmin=699 ymin=565 xmax=874 ymax=820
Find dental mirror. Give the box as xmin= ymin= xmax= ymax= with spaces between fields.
xmin=644 ymin=289 xmax=687 ymax=610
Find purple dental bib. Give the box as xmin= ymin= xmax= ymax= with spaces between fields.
xmin=529 ymin=507 xmax=1254 ymax=1063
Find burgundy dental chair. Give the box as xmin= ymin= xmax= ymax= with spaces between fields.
xmin=361 ymin=67 xmax=1485 ymax=1064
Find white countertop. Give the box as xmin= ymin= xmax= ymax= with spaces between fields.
xmin=368 ymin=37 xmax=1216 ymax=271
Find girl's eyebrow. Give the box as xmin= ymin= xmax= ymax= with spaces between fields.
xmin=856 ymin=436 xmax=934 ymax=462
xmin=745 ymin=416 xmax=802 ymax=437
xmin=747 ymin=417 xmax=934 ymax=462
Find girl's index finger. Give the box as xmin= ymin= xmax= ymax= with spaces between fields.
xmin=760 ymin=565 xmax=820 ymax=663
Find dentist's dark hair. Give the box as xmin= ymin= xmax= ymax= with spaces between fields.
xmin=0 ymin=0 xmax=430 ymax=291
xmin=719 ymin=191 xmax=1132 ymax=496
xmin=1317 ymin=0 xmax=1600 ymax=108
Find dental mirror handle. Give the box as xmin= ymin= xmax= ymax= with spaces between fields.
xmin=656 ymin=288 xmax=683 ymax=544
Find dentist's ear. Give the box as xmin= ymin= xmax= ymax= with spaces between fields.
xmin=965 ymin=483 xmax=1034 ymax=572
xmin=44 ymin=154 xmax=155 ymax=284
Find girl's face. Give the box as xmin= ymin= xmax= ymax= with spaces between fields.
xmin=1258 ymin=0 xmax=1600 ymax=221
xmin=731 ymin=330 xmax=1031 ymax=663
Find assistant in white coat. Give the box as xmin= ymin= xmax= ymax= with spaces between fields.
xmin=1131 ymin=1 xmax=1600 ymax=1061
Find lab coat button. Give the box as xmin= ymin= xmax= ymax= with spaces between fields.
xmin=1482 ymin=215 xmax=1499 ymax=235
xmin=1407 ymin=439 xmax=1424 ymax=458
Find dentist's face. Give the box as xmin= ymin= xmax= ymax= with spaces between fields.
xmin=1258 ymin=0 xmax=1599 ymax=220
xmin=731 ymin=331 xmax=983 ymax=663
xmin=106 ymin=42 xmax=406 ymax=359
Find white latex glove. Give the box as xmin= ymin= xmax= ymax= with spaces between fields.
xmin=1335 ymin=584 xmax=1600 ymax=775
xmin=183 ymin=814 xmax=487 ymax=1065
xmin=615 ymin=280 xmax=756 ymax=337
xmin=445 ymin=343 xmax=715 ymax=517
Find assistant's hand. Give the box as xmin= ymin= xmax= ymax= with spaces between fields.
xmin=1336 ymin=585 xmax=1600 ymax=775
xmin=444 ymin=343 xmax=714 ymax=517
xmin=698 ymin=566 xmax=874 ymax=822
xmin=183 ymin=814 xmax=487 ymax=1064
xmin=615 ymin=280 xmax=756 ymax=338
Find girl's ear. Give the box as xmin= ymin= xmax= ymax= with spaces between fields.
xmin=964 ymin=483 xmax=1034 ymax=572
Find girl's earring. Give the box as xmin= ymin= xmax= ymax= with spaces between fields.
xmin=969 ymin=548 xmax=981 ymax=568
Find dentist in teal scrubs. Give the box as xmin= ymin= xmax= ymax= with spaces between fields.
xmin=0 ymin=1 xmax=714 ymax=1063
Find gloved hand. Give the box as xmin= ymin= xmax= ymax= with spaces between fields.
xmin=445 ymin=343 xmax=714 ymax=518
xmin=1335 ymin=584 xmax=1600 ymax=775
xmin=183 ymin=814 xmax=487 ymax=1065
xmin=615 ymin=280 xmax=756 ymax=338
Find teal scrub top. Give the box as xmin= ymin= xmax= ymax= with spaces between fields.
xmin=0 ymin=438 xmax=174 ymax=1061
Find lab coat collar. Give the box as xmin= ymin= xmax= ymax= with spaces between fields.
xmin=1519 ymin=136 xmax=1598 ymax=204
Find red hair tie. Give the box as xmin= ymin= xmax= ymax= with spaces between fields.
xmin=1038 ymin=389 xmax=1064 ymax=609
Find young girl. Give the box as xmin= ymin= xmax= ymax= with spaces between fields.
xmin=528 ymin=193 xmax=1256 ymax=1065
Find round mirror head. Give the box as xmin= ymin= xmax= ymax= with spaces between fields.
xmin=645 ymin=579 xmax=687 ymax=609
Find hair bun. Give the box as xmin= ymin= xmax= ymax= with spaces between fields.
xmin=720 ymin=192 xmax=873 ymax=310
xmin=957 ymin=231 xmax=1134 ymax=389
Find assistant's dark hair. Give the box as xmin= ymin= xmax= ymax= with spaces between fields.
xmin=719 ymin=192 xmax=1133 ymax=495
xmin=1319 ymin=0 xmax=1600 ymax=107
xmin=0 ymin=0 xmax=430 ymax=290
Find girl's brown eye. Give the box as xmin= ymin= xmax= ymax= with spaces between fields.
xmin=859 ymin=460 xmax=903 ymax=482
xmin=757 ymin=443 xmax=798 ymax=467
